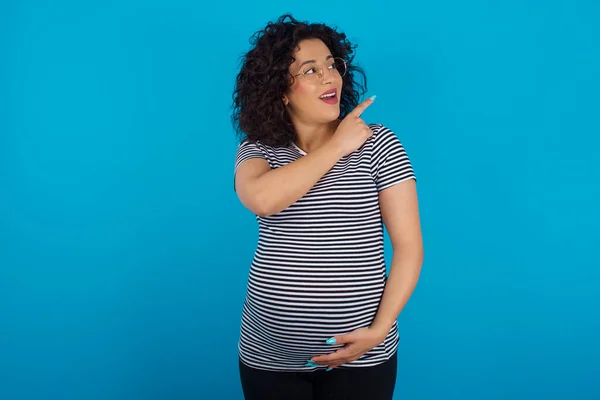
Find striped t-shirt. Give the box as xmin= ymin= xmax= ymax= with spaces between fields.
xmin=233 ymin=123 xmax=416 ymax=372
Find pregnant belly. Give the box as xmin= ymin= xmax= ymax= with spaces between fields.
xmin=240 ymin=268 xmax=386 ymax=363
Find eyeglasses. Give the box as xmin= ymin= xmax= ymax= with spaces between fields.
xmin=291 ymin=57 xmax=347 ymax=83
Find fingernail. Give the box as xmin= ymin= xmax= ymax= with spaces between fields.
xmin=326 ymin=367 xmax=333 ymax=371
xmin=305 ymin=363 xmax=316 ymax=367
xmin=326 ymin=337 xmax=336 ymax=345
xmin=369 ymin=95 xmax=377 ymax=101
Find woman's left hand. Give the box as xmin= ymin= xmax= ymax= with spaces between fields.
xmin=309 ymin=327 xmax=386 ymax=370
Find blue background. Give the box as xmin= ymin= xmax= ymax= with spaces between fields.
xmin=1 ymin=1 xmax=599 ymax=399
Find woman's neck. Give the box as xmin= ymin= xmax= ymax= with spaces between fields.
xmin=292 ymin=119 xmax=341 ymax=154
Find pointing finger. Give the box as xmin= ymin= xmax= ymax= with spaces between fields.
xmin=349 ymin=95 xmax=377 ymax=117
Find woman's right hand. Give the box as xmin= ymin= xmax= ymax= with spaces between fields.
xmin=330 ymin=96 xmax=376 ymax=157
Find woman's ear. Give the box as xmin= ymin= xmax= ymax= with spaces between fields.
xmin=282 ymin=95 xmax=289 ymax=106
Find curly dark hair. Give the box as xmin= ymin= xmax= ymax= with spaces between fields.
xmin=231 ymin=13 xmax=368 ymax=147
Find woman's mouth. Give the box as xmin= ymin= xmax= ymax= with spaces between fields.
xmin=319 ymin=89 xmax=338 ymax=105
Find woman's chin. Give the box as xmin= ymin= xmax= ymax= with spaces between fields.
xmin=319 ymin=109 xmax=340 ymax=122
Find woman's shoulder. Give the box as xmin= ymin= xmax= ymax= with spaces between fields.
xmin=236 ymin=137 xmax=271 ymax=155
xmin=237 ymin=137 xmax=282 ymax=150
xmin=235 ymin=137 xmax=297 ymax=165
xmin=366 ymin=123 xmax=400 ymax=143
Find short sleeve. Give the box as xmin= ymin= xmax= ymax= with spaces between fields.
xmin=233 ymin=139 xmax=267 ymax=192
xmin=234 ymin=139 xmax=266 ymax=172
xmin=371 ymin=125 xmax=416 ymax=192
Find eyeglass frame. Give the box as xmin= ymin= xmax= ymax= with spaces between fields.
xmin=290 ymin=57 xmax=347 ymax=82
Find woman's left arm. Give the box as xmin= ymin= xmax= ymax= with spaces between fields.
xmin=309 ymin=179 xmax=423 ymax=369
xmin=370 ymin=178 xmax=424 ymax=339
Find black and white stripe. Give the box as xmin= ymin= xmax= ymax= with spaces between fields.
xmin=234 ymin=124 xmax=415 ymax=372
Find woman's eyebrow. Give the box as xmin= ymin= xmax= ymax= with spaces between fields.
xmin=298 ymin=55 xmax=333 ymax=67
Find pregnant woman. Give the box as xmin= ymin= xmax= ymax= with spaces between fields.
xmin=231 ymin=13 xmax=424 ymax=400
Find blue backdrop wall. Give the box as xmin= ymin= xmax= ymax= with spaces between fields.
xmin=1 ymin=1 xmax=599 ymax=399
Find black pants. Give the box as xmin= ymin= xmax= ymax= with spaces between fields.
xmin=238 ymin=351 xmax=397 ymax=400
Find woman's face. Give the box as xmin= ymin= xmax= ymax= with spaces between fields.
xmin=283 ymin=38 xmax=344 ymax=125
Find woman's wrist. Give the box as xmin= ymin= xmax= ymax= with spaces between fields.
xmin=369 ymin=322 xmax=392 ymax=342
xmin=324 ymin=136 xmax=346 ymax=160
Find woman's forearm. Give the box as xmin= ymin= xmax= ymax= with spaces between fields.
xmin=370 ymin=245 xmax=424 ymax=339
xmin=252 ymin=140 xmax=345 ymax=216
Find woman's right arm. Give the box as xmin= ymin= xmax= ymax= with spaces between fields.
xmin=235 ymin=140 xmax=345 ymax=217
xmin=235 ymin=97 xmax=376 ymax=217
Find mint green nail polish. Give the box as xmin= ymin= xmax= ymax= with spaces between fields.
xmin=326 ymin=337 xmax=336 ymax=345
xmin=369 ymin=95 xmax=377 ymax=101
xmin=326 ymin=367 xmax=333 ymax=371
xmin=305 ymin=362 xmax=316 ymax=367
